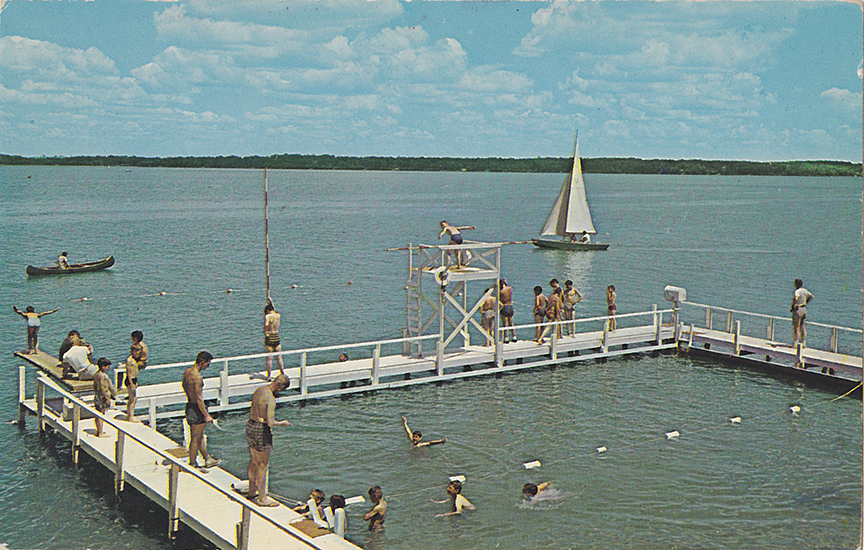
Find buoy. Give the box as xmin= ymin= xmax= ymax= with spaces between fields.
xmin=523 ymin=460 xmax=541 ymax=469
xmin=79 ymin=297 xmax=90 ymax=301
xmin=596 ymin=446 xmax=607 ymax=453
xmin=347 ymin=280 xmax=353 ymax=285
xmin=665 ymin=430 xmax=680 ymax=440
xmin=158 ymin=291 xmax=167 ymax=296
xmin=729 ymin=416 xmax=742 ymax=424
xmin=225 ymin=288 xmax=233 ymax=293
xmin=344 ymin=495 xmax=365 ymax=505
xmin=790 ymin=405 xmax=801 ymax=414
xmin=290 ymin=284 xmax=298 ymax=289
xmin=449 ymin=475 xmax=466 ymax=483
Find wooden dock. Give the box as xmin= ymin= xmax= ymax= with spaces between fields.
xmin=677 ymin=300 xmax=862 ymax=389
xmin=15 ymin=305 xmax=676 ymax=549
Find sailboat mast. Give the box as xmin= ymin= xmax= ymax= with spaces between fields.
xmin=263 ymin=167 xmax=272 ymax=304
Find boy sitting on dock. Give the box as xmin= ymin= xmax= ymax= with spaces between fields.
xmin=124 ymin=330 xmax=148 ymax=422
xmin=402 ymin=416 xmax=447 ymax=447
xmin=434 ymin=480 xmax=475 ymax=517
xmin=93 ymin=358 xmax=117 ymax=438
xmin=62 ymin=336 xmax=98 ymax=380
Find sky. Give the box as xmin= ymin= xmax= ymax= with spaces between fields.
xmin=0 ymin=0 xmax=862 ymax=161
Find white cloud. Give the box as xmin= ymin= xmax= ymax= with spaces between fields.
xmin=0 ymin=36 xmax=117 ymax=76
xmin=821 ymin=87 xmax=862 ymax=114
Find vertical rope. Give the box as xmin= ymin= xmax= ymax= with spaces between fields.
xmin=263 ymin=167 xmax=272 ymax=304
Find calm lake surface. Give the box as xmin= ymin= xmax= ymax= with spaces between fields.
xmin=0 ymin=166 xmax=861 ymax=549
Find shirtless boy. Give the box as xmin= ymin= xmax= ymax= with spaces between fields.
xmin=402 ymin=415 xmax=447 ymax=447
xmin=438 ymin=221 xmax=475 ymax=266
xmin=562 ymin=280 xmax=582 ymax=336
xmin=182 ymin=351 xmax=221 ymax=471
xmin=13 ymin=305 xmax=59 ymax=354
xmin=364 ymin=485 xmax=387 ymax=531
xmin=533 ymin=286 xmax=547 ymax=341
xmin=499 ymin=279 xmax=516 ymax=343
xmin=434 ymin=480 xmax=475 ymax=517
xmin=247 ymin=374 xmax=291 ymax=506
xmin=263 ymin=301 xmax=285 ymax=380
xmin=124 ymin=330 xmax=148 ymax=422
xmin=93 ymin=358 xmax=116 ymax=438
xmin=480 ymin=289 xmax=497 ymax=346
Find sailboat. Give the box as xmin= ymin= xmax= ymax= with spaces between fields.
xmin=532 ymin=134 xmax=609 ymax=251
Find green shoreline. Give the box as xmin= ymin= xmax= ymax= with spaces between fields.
xmin=2 ymin=153 xmax=861 ymax=177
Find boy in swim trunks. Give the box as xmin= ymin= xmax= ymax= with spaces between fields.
xmin=124 ymin=330 xmax=148 ymax=422
xmin=13 ymin=305 xmax=59 ymax=354
xmin=246 ymin=374 xmax=292 ymax=506
xmin=562 ymin=280 xmax=582 ymax=336
xmin=480 ymin=289 xmax=497 ymax=346
xmin=183 ymin=351 xmax=221 ymax=471
xmin=364 ymin=485 xmax=387 ymax=531
xmin=438 ymin=220 xmax=475 ymax=266
xmin=499 ymin=279 xmax=516 ymax=343
xmin=263 ymin=301 xmax=285 ymax=380
xmin=93 ymin=358 xmax=116 ymax=438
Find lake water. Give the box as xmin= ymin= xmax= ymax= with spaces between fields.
xmin=0 ymin=166 xmax=861 ymax=549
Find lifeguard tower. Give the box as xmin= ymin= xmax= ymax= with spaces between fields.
xmin=404 ymin=241 xmax=502 ymax=357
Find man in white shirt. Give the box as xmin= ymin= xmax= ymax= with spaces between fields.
xmin=62 ymin=341 xmax=99 ymax=380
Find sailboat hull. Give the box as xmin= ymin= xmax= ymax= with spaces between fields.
xmin=531 ymin=237 xmax=609 ymax=251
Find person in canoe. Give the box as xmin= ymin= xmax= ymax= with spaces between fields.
xmin=57 ymin=252 xmax=70 ymax=269
xmin=13 ymin=305 xmax=59 ymax=354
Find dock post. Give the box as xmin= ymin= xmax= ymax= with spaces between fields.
xmin=36 ymin=378 xmax=45 ymax=433
xmin=725 ymin=311 xmax=733 ymax=333
xmin=71 ymin=403 xmax=81 ymax=465
xmin=236 ymin=505 xmax=251 ymax=550
xmin=219 ymin=360 xmax=229 ymax=408
xmin=601 ymin=323 xmax=609 ymax=354
xmin=705 ymin=308 xmax=712 ymax=330
xmin=372 ymin=344 xmax=381 ymax=385
xmin=167 ymin=463 xmax=180 ymax=538
xmin=494 ymin=337 xmax=503 ymax=368
xmin=299 ymin=352 xmax=308 ymax=396
xmin=767 ymin=318 xmax=775 ymax=342
xmin=18 ymin=366 xmax=27 ymax=425
xmin=796 ymin=343 xmax=805 ymax=368
xmin=550 ymin=329 xmax=558 ymax=360
xmin=653 ymin=305 xmax=661 ymax=345
xmin=148 ymin=399 xmax=157 ymax=428
xmin=687 ymin=324 xmax=694 ymax=349
xmin=672 ymin=303 xmax=681 ymax=343
xmin=435 ymin=340 xmax=444 ymax=376
xmin=115 ymin=431 xmax=126 ymax=495
xmin=830 ymin=327 xmax=839 ymax=353
xmin=734 ymin=321 xmax=741 ymax=355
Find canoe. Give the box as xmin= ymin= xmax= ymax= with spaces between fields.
xmin=532 ymin=237 xmax=610 ymax=251
xmin=26 ymin=256 xmax=115 ymax=276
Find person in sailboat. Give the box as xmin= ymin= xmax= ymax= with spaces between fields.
xmin=438 ymin=220 xmax=475 ymax=266
xmin=578 ymin=231 xmax=591 ymax=243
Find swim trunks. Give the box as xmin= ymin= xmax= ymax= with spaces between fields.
xmin=792 ymin=306 xmax=807 ymax=328
xmin=450 ymin=233 xmax=464 ymax=245
xmin=264 ymin=333 xmax=281 ymax=348
xmin=185 ymin=403 xmax=206 ymax=426
xmin=27 ymin=317 xmax=40 ymax=327
xmin=94 ymin=392 xmax=109 ymax=413
xmin=500 ymin=305 xmax=514 ymax=318
xmin=245 ymin=419 xmax=273 ymax=452
xmin=482 ymin=309 xmax=495 ymax=324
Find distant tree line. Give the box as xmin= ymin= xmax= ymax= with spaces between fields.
xmin=1 ymin=153 xmax=860 ymax=176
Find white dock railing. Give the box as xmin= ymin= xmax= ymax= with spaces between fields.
xmin=31 ymin=373 xmax=344 ymax=550
xmin=680 ymin=301 xmax=862 ymax=356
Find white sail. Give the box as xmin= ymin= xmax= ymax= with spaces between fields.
xmin=539 ymin=137 xmax=597 ymax=237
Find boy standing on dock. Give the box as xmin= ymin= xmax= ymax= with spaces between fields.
xmin=246 ymin=374 xmax=291 ymax=507
xmin=124 ymin=331 xmax=148 ymax=422
xmin=791 ymin=278 xmax=814 ymax=348
xmin=499 ymin=279 xmax=516 ymax=343
xmin=562 ymin=280 xmax=582 ymax=336
xmin=93 ymin=358 xmax=116 ymax=438
xmin=183 ymin=351 xmax=221 ymax=471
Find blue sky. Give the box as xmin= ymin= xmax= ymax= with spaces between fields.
xmin=0 ymin=0 xmax=861 ymax=161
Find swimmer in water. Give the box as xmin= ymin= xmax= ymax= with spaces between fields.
xmin=522 ymin=482 xmax=550 ymax=501
xmin=434 ymin=480 xmax=475 ymax=517
xmin=363 ymin=485 xmax=387 ymax=531
xmin=402 ymin=415 xmax=447 ymax=447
